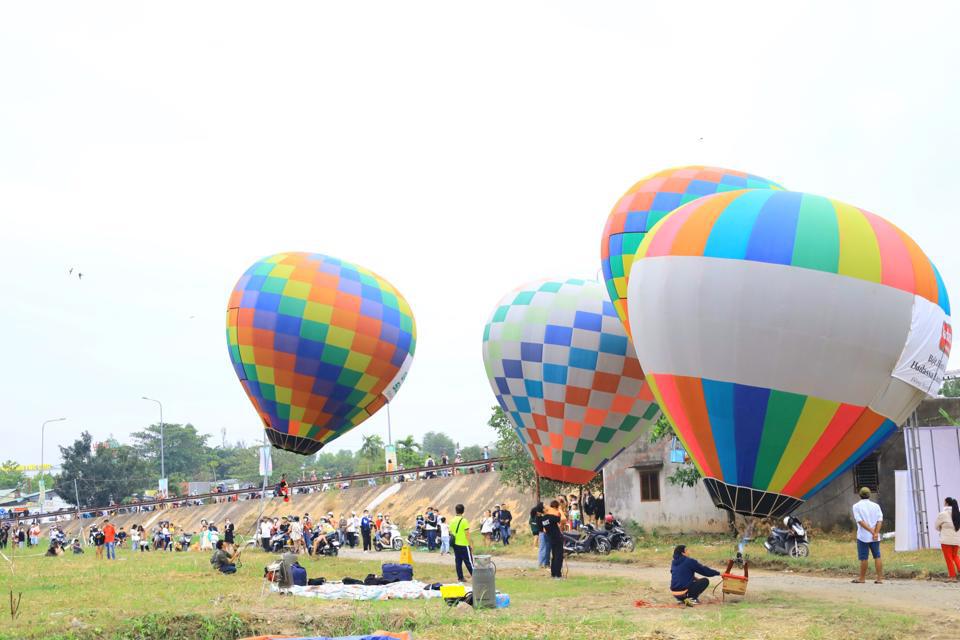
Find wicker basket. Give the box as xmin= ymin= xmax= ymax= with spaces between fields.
xmin=721 ymin=559 xmax=749 ymax=597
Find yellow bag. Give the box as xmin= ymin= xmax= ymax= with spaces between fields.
xmin=399 ymin=544 xmax=413 ymax=566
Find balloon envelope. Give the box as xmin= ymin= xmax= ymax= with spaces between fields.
xmin=627 ymin=190 xmax=951 ymax=517
xmin=227 ymin=252 xmax=416 ymax=455
xmin=482 ymin=279 xmax=660 ymax=484
xmin=601 ymin=166 xmax=783 ymax=336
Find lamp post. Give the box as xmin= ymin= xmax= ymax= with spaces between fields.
xmin=40 ymin=417 xmax=66 ymax=514
xmin=141 ymin=397 xmax=165 ymax=486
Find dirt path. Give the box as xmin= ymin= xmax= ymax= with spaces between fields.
xmin=340 ymin=548 xmax=960 ymax=617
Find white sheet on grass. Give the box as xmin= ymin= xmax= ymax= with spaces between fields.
xmin=272 ymin=580 xmax=445 ymax=601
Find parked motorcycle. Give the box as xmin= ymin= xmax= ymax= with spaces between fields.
xmin=407 ymin=527 xmax=430 ymax=549
xmin=375 ymin=524 xmax=404 ymax=551
xmin=764 ymin=516 xmax=810 ymax=558
xmin=601 ymin=519 xmax=635 ymax=552
xmin=563 ymin=525 xmax=611 ymax=557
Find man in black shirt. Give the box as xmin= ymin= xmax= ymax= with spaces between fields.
xmin=542 ymin=500 xmax=564 ymax=578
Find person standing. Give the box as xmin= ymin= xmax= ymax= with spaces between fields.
xmin=103 ymin=520 xmax=117 ymax=560
xmin=347 ymin=512 xmax=359 ymax=548
xmin=935 ymin=497 xmax=960 ymax=581
xmin=449 ymin=504 xmax=473 ymax=582
xmin=497 ymin=505 xmax=512 ymax=545
xmin=425 ymin=508 xmax=438 ymax=551
xmin=541 ymin=501 xmax=564 ymax=578
xmin=530 ymin=503 xmax=549 ymax=569
xmin=852 ymin=487 xmax=884 ymax=583
xmin=360 ymin=510 xmax=373 ymax=552
xmin=439 ymin=516 xmax=451 ymax=555
xmin=337 ymin=513 xmax=347 ymax=547
xmin=92 ymin=525 xmax=105 ymax=559
xmin=224 ymin=519 xmax=235 ymax=546
xmin=259 ymin=518 xmax=272 ymax=551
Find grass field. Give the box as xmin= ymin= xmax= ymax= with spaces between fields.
xmin=0 ymin=544 xmax=933 ymax=640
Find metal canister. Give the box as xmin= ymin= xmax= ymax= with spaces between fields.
xmin=472 ymin=554 xmax=497 ymax=609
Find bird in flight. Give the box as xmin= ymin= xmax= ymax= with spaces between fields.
xmin=68 ymin=267 xmax=74 ymax=275
xmin=78 ymin=273 xmax=84 ymax=280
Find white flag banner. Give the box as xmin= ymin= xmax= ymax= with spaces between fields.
xmin=892 ymin=296 xmax=952 ymax=395
xmin=259 ymin=446 xmax=273 ymax=477
xmin=382 ymin=352 xmax=414 ymax=402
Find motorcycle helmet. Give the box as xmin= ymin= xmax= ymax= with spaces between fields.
xmin=605 ymin=514 xmax=614 ymax=524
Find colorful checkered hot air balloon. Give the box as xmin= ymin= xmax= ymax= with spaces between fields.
xmin=626 ymin=190 xmax=951 ymax=517
xmin=601 ymin=166 xmax=783 ymax=336
xmin=482 ymin=279 xmax=661 ymax=484
xmin=226 ymin=253 xmax=416 ymax=455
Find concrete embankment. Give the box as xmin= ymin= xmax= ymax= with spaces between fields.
xmin=61 ymin=471 xmax=530 ymax=537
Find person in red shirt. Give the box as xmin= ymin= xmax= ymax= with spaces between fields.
xmin=103 ymin=520 xmax=117 ymax=560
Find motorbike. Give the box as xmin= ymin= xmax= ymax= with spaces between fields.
xmin=764 ymin=515 xmax=810 ymax=558
xmin=601 ymin=519 xmax=635 ymax=552
xmin=375 ymin=524 xmax=404 ymax=551
xmin=562 ymin=525 xmax=611 ymax=557
xmin=407 ymin=527 xmax=430 ymax=549
xmin=314 ymin=531 xmax=341 ymax=556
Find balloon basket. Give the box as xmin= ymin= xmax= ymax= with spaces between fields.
xmin=720 ymin=559 xmax=748 ymax=599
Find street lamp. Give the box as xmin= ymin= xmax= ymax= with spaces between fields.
xmin=40 ymin=417 xmax=66 ymax=514
xmin=141 ymin=397 xmax=165 ymax=483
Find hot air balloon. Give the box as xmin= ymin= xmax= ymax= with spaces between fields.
xmin=601 ymin=166 xmax=783 ymax=336
xmin=482 ymin=279 xmax=661 ymax=484
xmin=626 ymin=189 xmax=951 ymax=517
xmin=226 ymin=252 xmax=416 ymax=455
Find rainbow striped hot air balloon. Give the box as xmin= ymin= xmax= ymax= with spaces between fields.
xmin=482 ymin=279 xmax=660 ymax=484
xmin=227 ymin=253 xmax=416 ymax=455
xmin=626 ymin=190 xmax=951 ymax=517
xmin=601 ymin=166 xmax=783 ymax=336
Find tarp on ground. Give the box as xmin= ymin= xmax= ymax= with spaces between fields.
xmin=270 ymin=580 xmax=444 ymax=601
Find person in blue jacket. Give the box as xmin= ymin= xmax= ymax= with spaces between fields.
xmin=670 ymin=544 xmax=719 ymax=606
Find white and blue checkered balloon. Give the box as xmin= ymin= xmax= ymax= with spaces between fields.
xmin=482 ymin=278 xmax=661 ymax=484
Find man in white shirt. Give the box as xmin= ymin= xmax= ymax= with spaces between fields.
xmin=852 ymin=487 xmax=884 ymax=583
xmin=259 ymin=518 xmax=272 ymax=551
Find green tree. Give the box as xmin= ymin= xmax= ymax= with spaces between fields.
xmin=0 ymin=460 xmax=25 ymax=490
xmin=421 ymin=431 xmax=456 ymax=458
xmin=57 ymin=432 xmax=148 ymax=507
xmin=648 ymin=414 xmax=701 ymax=488
xmin=941 ymin=379 xmax=960 ymax=397
xmin=395 ymin=435 xmax=422 ymax=468
xmin=130 ymin=423 xmax=214 ymax=482
xmin=316 ymin=449 xmax=357 ymax=477
xmin=460 ymin=445 xmax=484 ymax=461
xmin=356 ymin=434 xmax=386 ymax=473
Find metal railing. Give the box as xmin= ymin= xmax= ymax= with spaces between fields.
xmin=0 ymin=457 xmax=503 ymax=526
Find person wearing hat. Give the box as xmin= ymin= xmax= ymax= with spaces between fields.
xmin=852 ymin=487 xmax=884 ymax=584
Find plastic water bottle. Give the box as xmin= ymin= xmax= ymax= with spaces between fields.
xmin=495 ymin=593 xmax=510 ymax=608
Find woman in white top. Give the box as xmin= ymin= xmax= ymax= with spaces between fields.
xmin=480 ymin=509 xmax=495 ymax=542
xmin=935 ymin=497 xmax=960 ymax=581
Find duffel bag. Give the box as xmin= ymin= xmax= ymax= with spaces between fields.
xmin=381 ymin=562 xmax=413 ymax=582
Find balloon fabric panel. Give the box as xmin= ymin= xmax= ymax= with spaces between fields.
xmin=637 ymin=190 xmax=949 ymax=313
xmin=227 ymin=253 xmax=416 ymax=455
xmin=628 ymin=190 xmax=951 ymax=517
xmin=482 ymin=279 xmax=660 ymax=484
xmin=600 ymin=166 xmax=784 ymax=335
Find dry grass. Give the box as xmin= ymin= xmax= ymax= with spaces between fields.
xmin=0 ymin=546 xmax=930 ymax=640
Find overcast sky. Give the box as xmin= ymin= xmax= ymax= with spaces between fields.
xmin=3 ymin=2 xmax=959 ymax=467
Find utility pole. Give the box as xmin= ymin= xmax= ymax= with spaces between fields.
xmin=141 ymin=397 xmax=165 ymax=492
xmin=74 ymin=478 xmax=84 ymax=546
xmin=40 ymin=417 xmax=66 ymax=514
